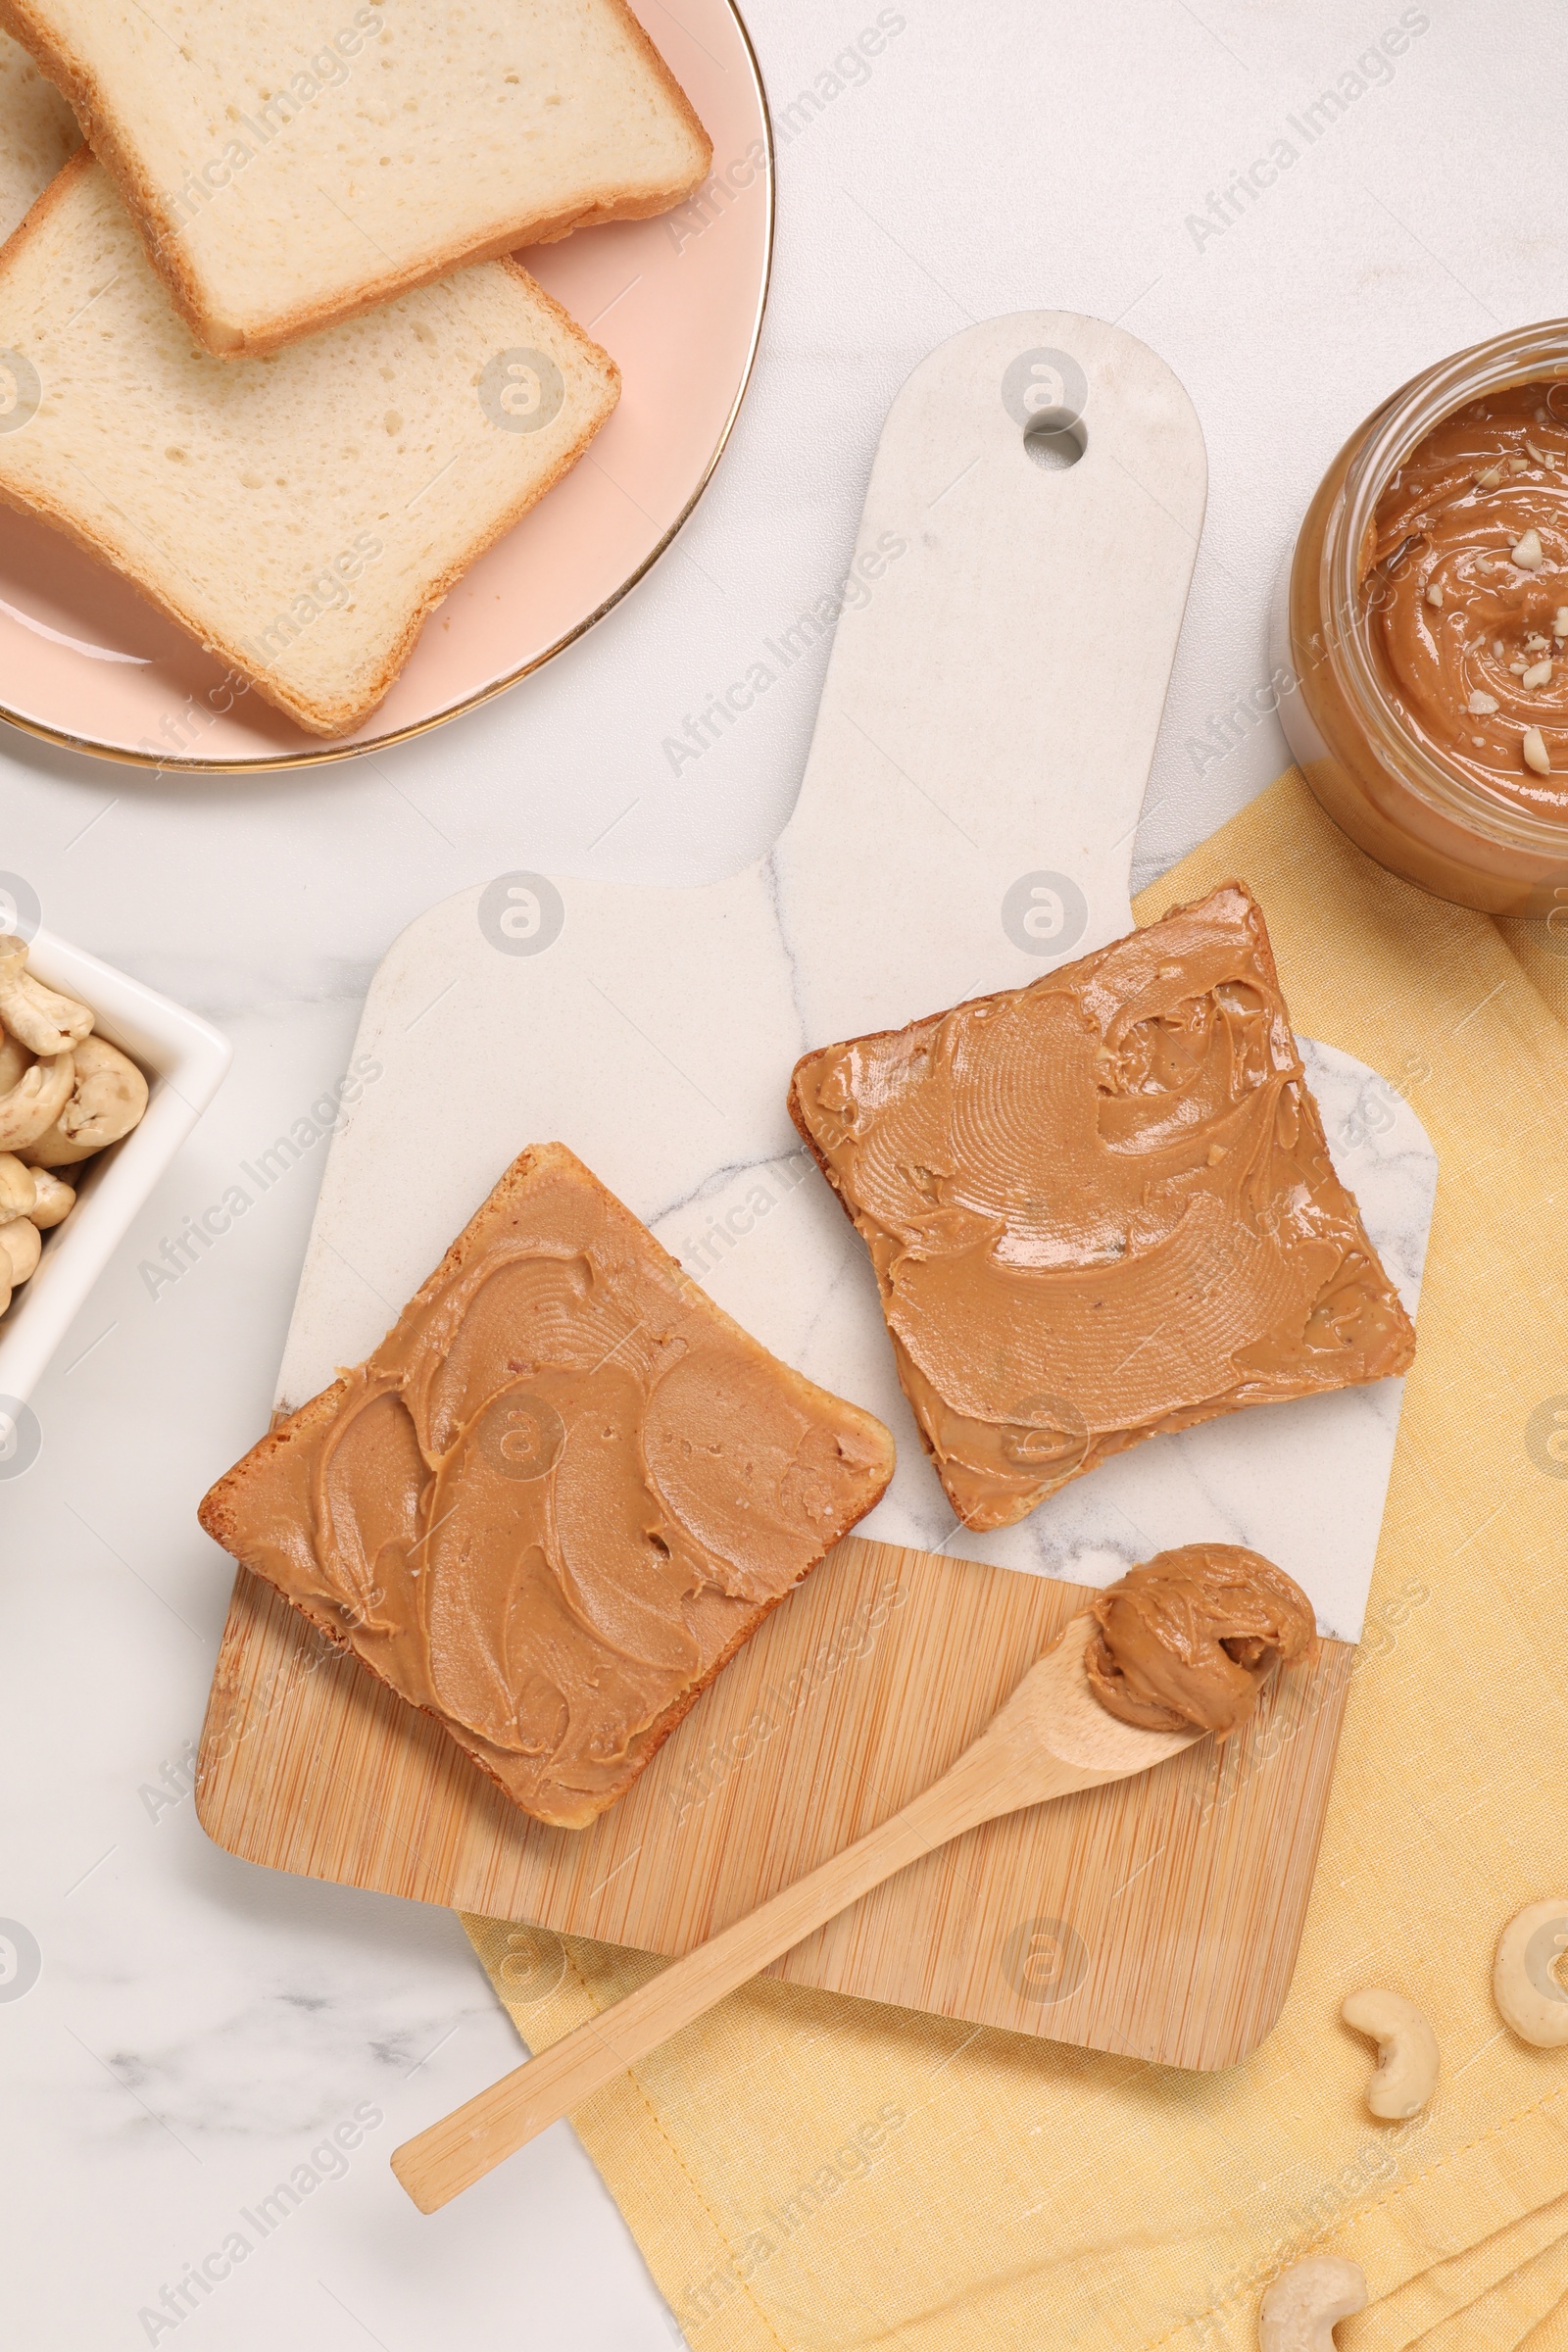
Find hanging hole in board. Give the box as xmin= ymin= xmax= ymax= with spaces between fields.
xmin=1022 ymin=410 xmax=1087 ymax=470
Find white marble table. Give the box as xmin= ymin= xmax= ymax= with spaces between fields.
xmin=0 ymin=4 xmax=1552 ymax=2344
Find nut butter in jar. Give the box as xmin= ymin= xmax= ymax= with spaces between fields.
xmin=1274 ymin=322 xmax=1568 ymax=915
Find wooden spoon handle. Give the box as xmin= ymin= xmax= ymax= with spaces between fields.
xmin=392 ymin=1751 xmax=1014 ymax=2212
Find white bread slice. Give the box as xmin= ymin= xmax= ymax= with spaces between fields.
xmin=0 ymin=0 xmax=711 ymax=356
xmin=0 ymin=153 xmax=620 ymax=737
xmin=0 ymin=24 xmax=76 ymax=242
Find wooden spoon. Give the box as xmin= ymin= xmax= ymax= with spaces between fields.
xmin=391 ymin=1612 xmax=1203 ymax=2212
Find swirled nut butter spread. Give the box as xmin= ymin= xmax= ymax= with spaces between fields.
xmin=198 ymin=1144 xmax=895 ymax=1831
xmin=1085 ymin=1544 xmax=1316 ymax=1739
xmin=1364 ymin=380 xmax=1568 ymax=806
xmin=788 ymin=882 xmax=1414 ymax=1534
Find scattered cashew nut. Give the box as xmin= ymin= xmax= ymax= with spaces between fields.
xmin=0 ymin=1047 xmax=74 ymax=1152
xmin=24 ymin=1167 xmax=73 ymax=1229
xmin=1258 ymin=2255 xmax=1368 ymax=2351
xmin=0 ymin=1152 xmax=35 ymax=1220
xmin=0 ymin=935 xmax=92 ymax=1055
xmin=22 ymin=1035 xmax=148 ymax=1166
xmin=1342 ymin=1986 xmax=1439 ymax=2118
xmin=1494 ymin=1899 xmax=1568 ymax=2046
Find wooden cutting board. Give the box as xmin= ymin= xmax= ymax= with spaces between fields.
xmin=200 ymin=1544 xmax=1353 ymax=2068
xmin=196 ymin=312 xmax=1435 ymax=2068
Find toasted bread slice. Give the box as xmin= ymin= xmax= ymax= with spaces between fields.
xmin=0 ymin=0 xmax=711 ymax=355
xmin=0 ymin=23 xmax=75 ymax=242
xmin=789 ymin=883 xmax=1416 ymax=1533
xmin=198 ymin=1144 xmax=896 ymax=1832
xmin=0 ymin=153 xmax=619 ymax=736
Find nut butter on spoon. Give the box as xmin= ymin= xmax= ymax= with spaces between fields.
xmin=391 ymin=1545 xmax=1314 ymax=2213
xmin=1084 ymin=1544 xmax=1317 ymax=1738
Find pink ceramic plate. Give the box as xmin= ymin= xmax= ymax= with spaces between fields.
xmin=0 ymin=0 xmax=771 ymax=772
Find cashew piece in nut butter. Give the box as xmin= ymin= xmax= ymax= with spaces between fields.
xmin=1258 ymin=2255 xmax=1368 ymax=2351
xmin=1342 ymin=1986 xmax=1439 ymax=2118
xmin=0 ymin=1047 xmax=74 ymax=1152
xmin=23 ymin=1035 xmax=148 ymax=1166
xmin=0 ymin=936 xmax=93 ymax=1055
xmin=1494 ymin=1899 xmax=1568 ymax=2046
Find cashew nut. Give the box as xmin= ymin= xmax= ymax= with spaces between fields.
xmin=1258 ymin=2256 xmax=1368 ymax=2351
xmin=1494 ymin=1899 xmax=1568 ymax=2046
xmin=1342 ymin=1986 xmax=1440 ymax=2118
xmin=0 ymin=1150 xmax=73 ymax=1320
xmin=0 ymin=1214 xmax=40 ymax=1287
xmin=22 ymin=1035 xmax=148 ymax=1166
xmin=0 ymin=936 xmax=92 ymax=1055
xmin=0 ymin=1030 xmax=26 ymax=1093
xmin=24 ymin=1167 xmax=73 ymax=1228
xmin=0 ymin=1208 xmax=39 ymax=1318
xmin=0 ymin=1152 xmax=35 ymax=1220
xmin=0 ymin=1047 xmax=74 ymax=1152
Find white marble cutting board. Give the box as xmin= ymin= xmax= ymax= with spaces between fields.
xmin=273 ymin=312 xmax=1436 ymax=1645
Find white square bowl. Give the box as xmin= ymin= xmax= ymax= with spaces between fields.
xmin=0 ymin=924 xmax=231 ymax=1426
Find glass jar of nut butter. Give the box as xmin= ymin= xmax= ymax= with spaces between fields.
xmin=1273 ymin=322 xmax=1568 ymax=915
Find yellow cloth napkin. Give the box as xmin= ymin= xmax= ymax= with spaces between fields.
xmin=466 ymin=768 xmax=1568 ymax=2351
